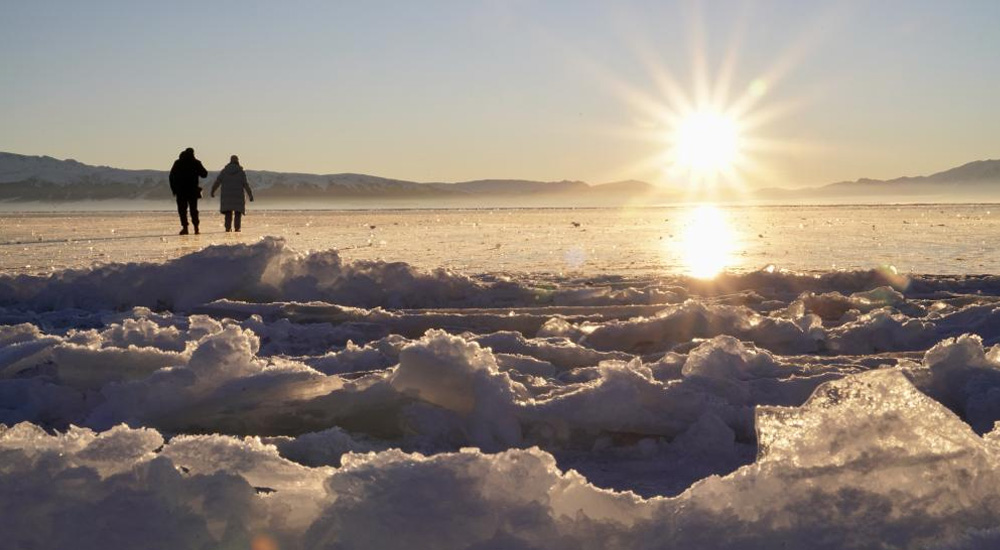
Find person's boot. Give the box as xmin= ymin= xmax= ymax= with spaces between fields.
xmin=194 ymin=225 xmax=200 ymax=235
xmin=179 ymin=226 xmax=189 ymax=235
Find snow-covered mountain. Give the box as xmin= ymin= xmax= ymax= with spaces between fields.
xmin=427 ymin=179 xmax=589 ymax=195
xmin=754 ymin=159 xmax=1000 ymax=200
xmin=821 ymin=159 xmax=1000 ymax=193
xmin=0 ymin=153 xmax=165 ymax=185
xmin=0 ymin=153 xmax=443 ymax=200
xmin=0 ymin=152 xmax=658 ymax=203
xmin=8 ymin=151 xmax=994 ymax=204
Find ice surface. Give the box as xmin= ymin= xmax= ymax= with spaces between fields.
xmin=3 ymin=205 xmax=999 ymax=276
xmin=3 ymin=224 xmax=1000 ymax=548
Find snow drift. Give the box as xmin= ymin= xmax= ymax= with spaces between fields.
xmin=4 ymin=239 xmax=1000 ymax=548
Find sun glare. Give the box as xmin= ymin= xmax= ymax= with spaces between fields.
xmin=673 ymin=110 xmax=741 ymax=176
xmin=580 ymin=7 xmax=808 ymax=200
xmin=677 ymin=204 xmax=736 ymax=278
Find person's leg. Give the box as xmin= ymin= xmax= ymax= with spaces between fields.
xmin=190 ymin=199 xmax=200 ymax=234
xmin=224 ymin=211 xmax=233 ymax=232
xmin=234 ymin=212 xmax=242 ymax=232
xmin=176 ymin=196 xmax=189 ymax=234
xmin=176 ymin=196 xmax=188 ymax=229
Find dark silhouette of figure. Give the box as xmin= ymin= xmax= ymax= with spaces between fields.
xmin=211 ymin=155 xmax=254 ymax=232
xmin=169 ymin=147 xmax=208 ymax=235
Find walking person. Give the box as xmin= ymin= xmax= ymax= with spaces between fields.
xmin=168 ymin=147 xmax=208 ymax=235
xmin=210 ymin=155 xmax=254 ymax=232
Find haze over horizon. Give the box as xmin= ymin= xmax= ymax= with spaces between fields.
xmin=3 ymin=1 xmax=999 ymax=189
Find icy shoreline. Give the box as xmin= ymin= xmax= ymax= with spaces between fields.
xmin=4 ymin=238 xmax=1000 ymax=549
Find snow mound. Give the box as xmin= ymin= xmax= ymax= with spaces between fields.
xmin=390 ymin=330 xmax=525 ymax=450
xmin=7 ymin=236 xmax=1000 ymax=548
xmin=0 ymin=237 xmax=525 ymax=311
xmin=4 ymin=369 xmax=1000 ymax=549
xmin=579 ymin=299 xmax=823 ymax=354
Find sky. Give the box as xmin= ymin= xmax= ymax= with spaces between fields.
xmin=1 ymin=0 xmax=999 ymax=188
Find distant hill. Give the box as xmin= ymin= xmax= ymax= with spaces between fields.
xmin=591 ymin=180 xmax=658 ymax=195
xmin=427 ymin=179 xmax=590 ymax=195
xmin=923 ymin=159 xmax=1000 ymax=183
xmin=4 ymin=151 xmax=999 ymax=205
xmin=755 ymin=159 xmax=1000 ymax=201
xmin=0 ymin=152 xmax=660 ymax=204
xmin=824 ymin=159 xmax=1000 ymax=193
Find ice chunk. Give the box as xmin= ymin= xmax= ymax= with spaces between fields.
xmin=755 ymin=369 xmax=984 ymax=468
xmin=185 ymin=324 xmax=263 ymax=389
xmin=51 ymin=343 xmax=183 ymax=390
xmin=0 ymin=424 xmax=269 ymax=549
xmin=306 ymin=447 xmax=647 ymax=549
xmin=580 ymin=300 xmax=822 ymax=355
xmin=917 ymin=334 xmax=1000 ymax=432
xmin=495 ymin=353 xmax=558 ymax=377
xmin=265 ymin=426 xmax=387 ymax=467
xmin=523 ymin=359 xmax=748 ymax=446
xmin=473 ymin=330 xmax=633 ymax=370
xmin=307 ymin=335 xmax=407 ymax=375
xmin=676 ymin=369 xmax=1000 ymax=549
xmin=681 ymin=335 xmax=779 ymax=381
xmin=0 ymin=422 xmax=163 ymax=478
xmin=86 ymin=325 xmax=316 ymax=430
xmin=828 ymin=308 xmax=934 ymax=354
xmin=98 ymin=317 xmax=187 ymax=352
xmin=162 ymin=433 xmax=331 ymax=529
xmin=390 ymin=330 xmax=524 ymax=450
xmin=0 ymin=323 xmax=44 ymax=346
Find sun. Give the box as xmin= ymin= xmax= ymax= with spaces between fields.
xmin=672 ymin=110 xmax=742 ymax=177
xmin=565 ymin=3 xmax=817 ymax=202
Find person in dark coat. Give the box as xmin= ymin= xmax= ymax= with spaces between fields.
xmin=210 ymin=155 xmax=254 ymax=232
xmin=168 ymin=147 xmax=208 ymax=235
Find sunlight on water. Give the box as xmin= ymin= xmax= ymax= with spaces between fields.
xmin=677 ymin=204 xmax=737 ymax=278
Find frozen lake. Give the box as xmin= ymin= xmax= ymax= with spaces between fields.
xmin=4 ymin=204 xmax=1000 ymax=549
xmin=1 ymin=203 xmax=997 ymax=276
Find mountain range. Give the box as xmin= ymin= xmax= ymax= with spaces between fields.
xmin=0 ymin=152 xmax=658 ymax=204
xmin=1 ymin=151 xmax=998 ymax=204
xmin=755 ymin=159 xmax=1000 ymax=200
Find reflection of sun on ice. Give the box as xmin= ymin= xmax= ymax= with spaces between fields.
xmin=678 ymin=204 xmax=736 ymax=278
xmin=672 ymin=110 xmax=742 ymax=178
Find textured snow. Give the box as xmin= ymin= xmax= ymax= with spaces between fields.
xmin=4 ymin=237 xmax=1000 ymax=548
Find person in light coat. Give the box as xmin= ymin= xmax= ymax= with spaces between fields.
xmin=210 ymin=155 xmax=255 ymax=232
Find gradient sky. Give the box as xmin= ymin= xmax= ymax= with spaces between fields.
xmin=2 ymin=0 xmax=998 ymax=187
